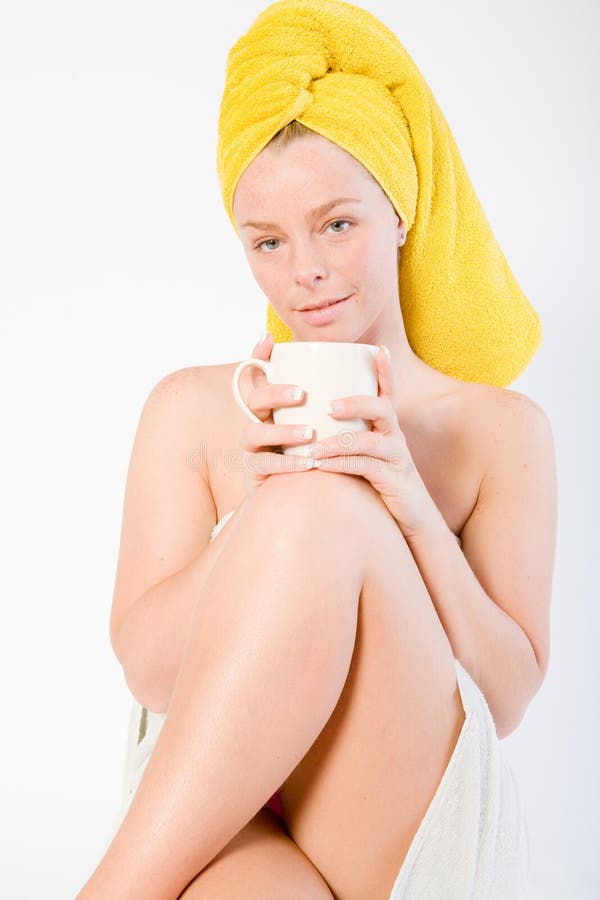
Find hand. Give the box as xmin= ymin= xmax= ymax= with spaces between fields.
xmin=306 ymin=345 xmax=438 ymax=537
xmin=238 ymin=332 xmax=319 ymax=500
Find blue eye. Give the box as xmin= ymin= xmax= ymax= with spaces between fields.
xmin=256 ymin=238 xmax=280 ymax=252
xmin=254 ymin=220 xmax=352 ymax=253
xmin=328 ymin=219 xmax=351 ymax=233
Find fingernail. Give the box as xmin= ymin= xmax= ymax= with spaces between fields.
xmin=257 ymin=331 xmax=271 ymax=346
xmin=381 ymin=345 xmax=391 ymax=361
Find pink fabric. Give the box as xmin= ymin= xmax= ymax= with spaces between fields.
xmin=265 ymin=789 xmax=284 ymax=818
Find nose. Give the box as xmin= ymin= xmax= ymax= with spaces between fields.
xmin=291 ymin=238 xmax=329 ymax=290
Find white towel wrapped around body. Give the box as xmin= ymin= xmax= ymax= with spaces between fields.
xmin=388 ymin=658 xmax=531 ymax=899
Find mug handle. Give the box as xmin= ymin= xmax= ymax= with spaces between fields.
xmin=231 ymin=358 xmax=271 ymax=423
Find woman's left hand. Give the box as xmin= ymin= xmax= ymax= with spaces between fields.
xmin=309 ymin=345 xmax=438 ymax=537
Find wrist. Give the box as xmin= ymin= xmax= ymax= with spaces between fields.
xmin=404 ymin=497 xmax=448 ymax=544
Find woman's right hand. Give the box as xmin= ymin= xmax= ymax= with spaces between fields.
xmin=239 ymin=332 xmax=319 ymax=499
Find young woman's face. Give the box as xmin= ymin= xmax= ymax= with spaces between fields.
xmin=232 ymin=132 xmax=406 ymax=343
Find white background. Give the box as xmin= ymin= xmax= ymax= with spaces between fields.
xmin=1 ymin=1 xmax=598 ymax=897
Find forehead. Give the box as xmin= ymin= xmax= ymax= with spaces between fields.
xmin=233 ymin=133 xmax=376 ymax=216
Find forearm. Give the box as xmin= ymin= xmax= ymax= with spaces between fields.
xmin=113 ymin=550 xmax=217 ymax=713
xmin=405 ymin=505 xmax=542 ymax=739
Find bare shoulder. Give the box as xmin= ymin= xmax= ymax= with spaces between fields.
xmin=460 ymin=382 xmax=555 ymax=471
xmin=152 ymin=360 xmax=241 ymax=392
xmin=147 ymin=362 xmax=237 ymax=430
xmin=149 ymin=361 xmax=244 ymax=490
xmin=149 ymin=362 xmax=225 ymax=400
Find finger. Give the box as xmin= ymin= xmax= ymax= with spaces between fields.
xmin=251 ymin=331 xmax=274 ymax=358
xmin=246 ymin=382 xmax=306 ymax=420
xmin=303 ymin=452 xmax=403 ymax=490
xmin=241 ymin=420 xmax=315 ymax=452
xmin=376 ymin=345 xmax=395 ymax=401
xmin=309 ymin=431 xmax=412 ymax=461
xmin=314 ymin=451 xmax=414 ymax=482
xmin=246 ymin=449 xmax=320 ymax=477
xmin=309 ymin=431 xmax=379 ymax=457
xmin=246 ymin=332 xmax=275 ymax=401
xmin=327 ymin=395 xmax=398 ymax=433
xmin=236 ymin=335 xmax=273 ymax=423
xmin=304 ymin=454 xmax=373 ymax=480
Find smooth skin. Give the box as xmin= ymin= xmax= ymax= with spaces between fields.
xmin=92 ymin=465 xmax=465 ymax=900
xmin=77 ymin=132 xmax=556 ymax=898
xmin=176 ymin=806 xmax=337 ymax=899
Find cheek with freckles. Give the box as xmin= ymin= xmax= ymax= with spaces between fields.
xmin=246 ymin=254 xmax=286 ymax=306
xmin=365 ymin=242 xmax=400 ymax=308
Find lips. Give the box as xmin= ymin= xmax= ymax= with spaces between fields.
xmin=298 ymin=295 xmax=350 ymax=311
xmin=297 ymin=294 xmax=352 ymax=325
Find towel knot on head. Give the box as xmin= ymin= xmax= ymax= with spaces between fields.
xmin=218 ymin=1 xmax=419 ymax=229
xmin=217 ymin=0 xmax=542 ymax=387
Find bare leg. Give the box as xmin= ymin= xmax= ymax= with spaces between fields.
xmin=177 ymin=808 xmax=336 ymax=899
xmin=77 ymin=471 xmax=371 ymax=900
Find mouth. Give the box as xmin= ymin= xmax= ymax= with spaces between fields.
xmin=297 ymin=295 xmax=351 ymax=311
xmin=297 ymin=294 xmax=353 ymax=325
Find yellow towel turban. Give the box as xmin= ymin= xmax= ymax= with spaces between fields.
xmin=216 ymin=0 xmax=542 ymax=387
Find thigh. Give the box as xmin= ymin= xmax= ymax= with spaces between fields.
xmin=279 ymin=489 xmax=466 ymax=899
xmin=177 ymin=807 xmax=335 ymax=899
xmin=192 ymin=501 xmax=249 ymax=585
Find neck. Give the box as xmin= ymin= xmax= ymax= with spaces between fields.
xmin=360 ymin=305 xmax=442 ymax=422
xmin=388 ymin=337 xmax=437 ymax=422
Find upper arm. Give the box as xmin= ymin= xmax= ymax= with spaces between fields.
xmin=460 ymin=390 xmax=558 ymax=680
xmin=109 ymin=367 xmax=218 ymax=653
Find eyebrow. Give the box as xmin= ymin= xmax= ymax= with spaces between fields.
xmin=239 ymin=197 xmax=363 ymax=230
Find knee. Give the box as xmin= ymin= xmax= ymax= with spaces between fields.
xmin=247 ymin=468 xmax=387 ymax=544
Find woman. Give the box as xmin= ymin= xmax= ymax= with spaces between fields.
xmin=77 ymin=1 xmax=557 ymax=898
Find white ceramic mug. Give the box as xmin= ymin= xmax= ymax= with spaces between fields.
xmin=232 ymin=341 xmax=380 ymax=457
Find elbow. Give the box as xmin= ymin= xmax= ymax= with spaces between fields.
xmin=111 ymin=618 xmax=169 ymax=714
xmin=494 ymin=701 xmax=527 ymax=740
xmin=495 ymin=665 xmax=545 ymax=741
xmin=123 ymin=665 xmax=169 ymax=715
xmin=109 ymin=607 xmax=132 ymax=670
xmin=495 ymin=712 xmax=522 ymax=741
